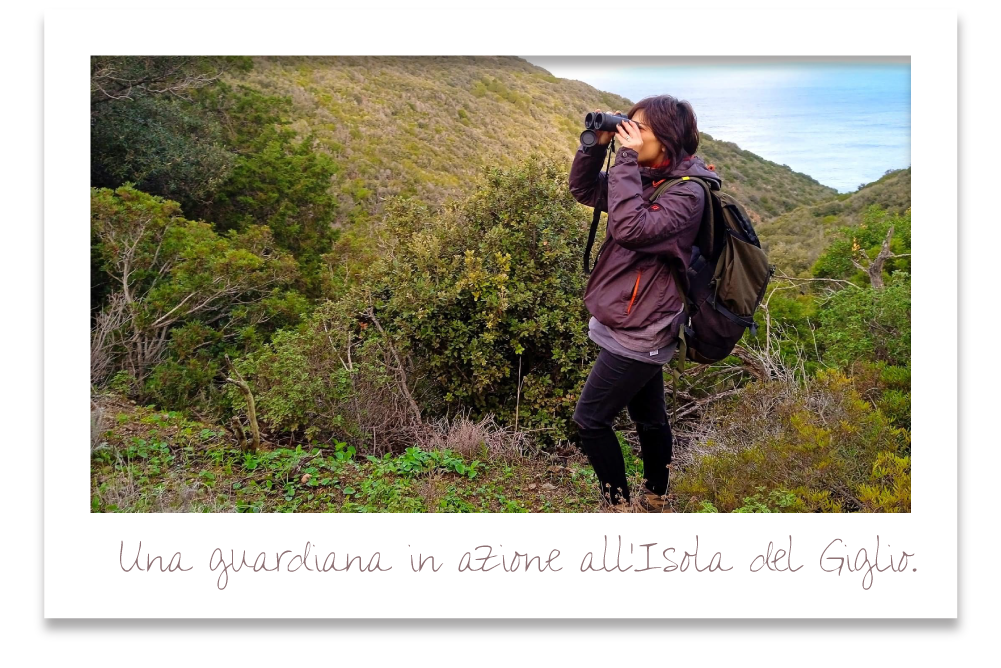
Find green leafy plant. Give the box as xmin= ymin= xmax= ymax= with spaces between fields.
xmin=379 ymin=153 xmax=595 ymax=442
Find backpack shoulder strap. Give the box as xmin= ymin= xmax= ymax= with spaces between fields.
xmin=667 ymin=262 xmax=689 ymax=423
xmin=650 ymin=176 xmax=717 ymax=259
xmin=651 ymin=176 xmax=723 ymax=417
xmin=648 ymin=176 xmax=685 ymax=202
xmin=651 ymin=177 xmax=716 ymax=419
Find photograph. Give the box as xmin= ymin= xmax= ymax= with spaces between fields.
xmin=88 ymin=55 xmax=912 ymax=515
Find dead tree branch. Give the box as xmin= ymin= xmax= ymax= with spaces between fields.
xmin=223 ymin=354 xmax=260 ymax=453
xmin=365 ymin=306 xmax=422 ymax=423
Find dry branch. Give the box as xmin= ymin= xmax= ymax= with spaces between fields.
xmin=365 ymin=306 xmax=422 ymax=423
xmin=223 ymin=354 xmax=260 ymax=453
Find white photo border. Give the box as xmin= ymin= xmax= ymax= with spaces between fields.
xmin=41 ymin=3 xmax=968 ymax=632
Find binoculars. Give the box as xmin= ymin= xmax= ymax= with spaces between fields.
xmin=579 ymin=111 xmax=632 ymax=148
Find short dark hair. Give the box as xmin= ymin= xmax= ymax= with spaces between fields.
xmin=627 ymin=95 xmax=699 ymax=166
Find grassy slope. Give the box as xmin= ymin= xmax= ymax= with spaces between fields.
xmin=228 ymin=56 xmax=838 ymax=227
xmin=757 ymin=167 xmax=911 ymax=275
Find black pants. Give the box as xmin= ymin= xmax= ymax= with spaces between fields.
xmin=573 ymin=348 xmax=673 ymax=504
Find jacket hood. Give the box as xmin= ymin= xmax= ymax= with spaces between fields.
xmin=639 ymin=152 xmax=722 ymax=189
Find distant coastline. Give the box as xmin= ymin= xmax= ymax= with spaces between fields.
xmin=524 ymin=59 xmax=911 ymax=193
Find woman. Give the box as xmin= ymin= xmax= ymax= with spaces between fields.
xmin=568 ymin=95 xmax=721 ymax=511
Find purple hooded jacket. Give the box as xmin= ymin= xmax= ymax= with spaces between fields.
xmin=569 ymin=141 xmax=722 ymax=336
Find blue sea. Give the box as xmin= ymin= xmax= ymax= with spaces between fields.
xmin=522 ymin=58 xmax=910 ymax=193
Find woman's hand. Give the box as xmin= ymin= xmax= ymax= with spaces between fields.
xmin=615 ymin=118 xmax=644 ymax=153
xmin=593 ymin=108 xmax=621 ymax=146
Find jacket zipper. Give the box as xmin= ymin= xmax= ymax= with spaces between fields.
xmin=625 ymin=270 xmax=642 ymax=315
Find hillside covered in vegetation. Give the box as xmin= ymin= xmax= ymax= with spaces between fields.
xmin=759 ymin=166 xmax=911 ymax=275
xmin=90 ymin=56 xmax=910 ymax=513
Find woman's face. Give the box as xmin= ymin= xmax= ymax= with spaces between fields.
xmin=628 ymin=109 xmax=668 ymax=167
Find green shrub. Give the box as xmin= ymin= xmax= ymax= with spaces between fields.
xmin=380 ymin=152 xmax=593 ymax=442
xmin=857 ymin=451 xmax=911 ymax=513
xmin=91 ymin=185 xmax=303 ymax=412
xmin=673 ymin=368 xmax=910 ymax=513
xmin=815 ymin=272 xmax=910 ymax=368
xmin=228 ymin=296 xmax=412 ymax=445
xmin=811 ymin=205 xmax=911 ymax=283
xmin=199 ymin=124 xmax=341 ymax=298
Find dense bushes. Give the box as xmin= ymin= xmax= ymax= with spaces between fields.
xmin=815 ymin=271 xmax=910 ymax=367
xmin=670 ymin=203 xmax=912 ymax=513
xmin=236 ymin=153 xmax=595 ymax=447
xmin=811 ymin=205 xmax=911 ymax=367
xmin=89 ymin=154 xmax=914 ymax=511
xmin=745 ymin=204 xmax=911 ymax=377
xmin=673 ymin=366 xmax=911 ymax=513
xmin=90 ymin=185 xmax=305 ymax=413
xmin=90 ymin=57 xmax=243 ymax=210
xmin=91 ymin=64 xmax=342 ymax=301
xmin=381 ymin=153 xmax=593 ymax=440
xmin=198 ymin=122 xmax=341 ymax=298
xmin=812 ymin=205 xmax=911 ymax=283
xmin=228 ymin=297 xmax=422 ymax=447
xmin=90 ymin=94 xmax=235 ymax=210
